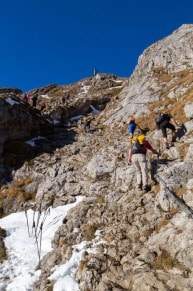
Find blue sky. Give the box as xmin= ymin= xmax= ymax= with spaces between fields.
xmin=0 ymin=0 xmax=193 ymax=92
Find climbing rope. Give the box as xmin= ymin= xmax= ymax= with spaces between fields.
xmin=35 ymin=206 xmax=50 ymax=262
xmin=31 ymin=203 xmax=37 ymax=236
xmin=24 ymin=204 xmax=30 ymax=237
xmin=34 ymin=226 xmax=41 ymax=262
xmin=156 ymin=174 xmax=193 ymax=219
xmin=36 ymin=207 xmax=50 ymax=239
xmin=153 ymin=143 xmax=193 ymax=218
xmin=34 ymin=194 xmax=44 ymax=236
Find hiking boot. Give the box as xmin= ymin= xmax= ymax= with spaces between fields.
xmin=143 ymin=185 xmax=151 ymax=192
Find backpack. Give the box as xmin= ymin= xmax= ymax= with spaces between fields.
xmin=155 ymin=113 xmax=171 ymax=124
xmin=155 ymin=113 xmax=164 ymax=124
xmin=155 ymin=113 xmax=171 ymax=129
xmin=131 ymin=134 xmax=146 ymax=154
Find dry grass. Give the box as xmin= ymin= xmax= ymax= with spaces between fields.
xmin=156 ymin=207 xmax=178 ymax=232
xmin=48 ymin=86 xmax=65 ymax=97
xmin=58 ymin=237 xmax=67 ymax=247
xmin=156 ymin=219 xmax=170 ymax=232
xmin=153 ymin=249 xmax=189 ymax=273
xmin=142 ymin=227 xmax=154 ymax=238
xmin=0 ymin=227 xmax=6 ymax=263
xmin=82 ymin=223 xmax=102 ymax=241
xmin=170 ymin=207 xmax=179 ymax=216
xmin=174 ymin=186 xmax=187 ymax=199
xmin=178 ymin=143 xmax=190 ymax=160
xmin=151 ymin=184 xmax=161 ymax=196
xmin=97 ymin=195 xmax=105 ymax=204
xmin=78 ymin=261 xmax=87 ymax=272
xmin=158 ymin=69 xmax=191 ymax=85
xmin=0 ymin=178 xmax=34 ymax=203
xmin=135 ymin=69 xmax=193 ymax=132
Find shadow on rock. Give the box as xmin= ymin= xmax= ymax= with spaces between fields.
xmin=150 ymin=157 xmax=178 ymax=183
xmin=1 ymin=125 xmax=76 ymax=187
xmin=172 ymin=123 xmax=187 ymax=142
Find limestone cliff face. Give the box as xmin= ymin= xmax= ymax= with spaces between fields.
xmin=135 ymin=24 xmax=193 ymax=75
xmin=104 ymin=24 xmax=193 ymax=124
xmin=1 ymin=24 xmax=193 ymax=291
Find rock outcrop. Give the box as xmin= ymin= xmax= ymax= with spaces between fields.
xmin=104 ymin=24 xmax=193 ymax=124
xmin=0 ymin=97 xmax=41 ymax=155
xmin=0 ymin=87 xmax=22 ymax=95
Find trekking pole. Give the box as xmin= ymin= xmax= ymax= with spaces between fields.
xmin=156 ymin=175 xmax=193 ymax=219
xmin=36 ymin=207 xmax=50 ymax=239
xmin=37 ymin=207 xmax=50 ymax=260
xmin=35 ymin=206 xmax=42 ymax=237
xmin=34 ymin=194 xmax=44 ymax=236
xmin=34 ymin=227 xmax=41 ymax=263
xmin=24 ymin=204 xmax=30 ymax=237
xmin=33 ymin=205 xmax=42 ymax=263
xmin=42 ymin=207 xmax=50 ymax=224
xmin=39 ymin=222 xmax=43 ymax=259
xmin=31 ymin=203 xmax=37 ymax=236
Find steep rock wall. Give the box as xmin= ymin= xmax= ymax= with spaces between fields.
xmin=104 ymin=24 xmax=193 ymax=125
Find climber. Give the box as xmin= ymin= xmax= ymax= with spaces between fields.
xmin=23 ymin=93 xmax=30 ymax=103
xmin=128 ymin=128 xmax=159 ymax=192
xmin=155 ymin=112 xmax=179 ymax=149
xmin=61 ymin=93 xmax=70 ymax=104
xmin=61 ymin=95 xmax=66 ymax=104
xmin=84 ymin=117 xmax=92 ymax=133
xmin=32 ymin=95 xmax=38 ymax=108
xmin=128 ymin=115 xmax=143 ymax=137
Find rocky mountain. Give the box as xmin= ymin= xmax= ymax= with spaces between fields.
xmin=1 ymin=24 xmax=193 ymax=290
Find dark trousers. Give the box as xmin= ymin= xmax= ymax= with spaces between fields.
xmin=160 ymin=120 xmax=175 ymax=138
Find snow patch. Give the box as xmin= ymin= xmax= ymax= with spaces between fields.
xmin=5 ymin=97 xmax=20 ymax=106
xmin=0 ymin=197 xmax=83 ymax=291
xmin=25 ymin=136 xmax=47 ymax=147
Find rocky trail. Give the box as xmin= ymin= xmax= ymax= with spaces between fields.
xmin=1 ymin=24 xmax=193 ymax=290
